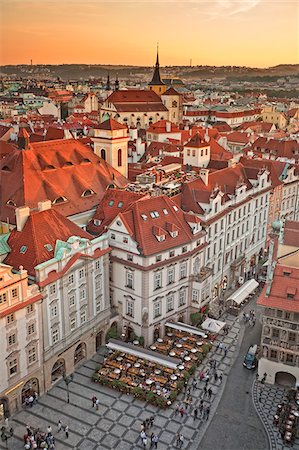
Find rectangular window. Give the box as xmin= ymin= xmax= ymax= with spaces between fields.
xmin=156 ymin=255 xmax=162 ymax=262
xmin=270 ymin=349 xmax=277 ymax=359
xmin=9 ymin=358 xmax=18 ymax=376
xmin=169 ymin=250 xmax=175 ymax=257
xmin=79 ymin=268 xmax=85 ymax=279
xmin=11 ymin=288 xmax=18 ymax=298
xmin=81 ymin=310 xmax=87 ymax=324
xmin=27 ymin=304 xmax=34 ymax=314
xmin=95 ymin=260 xmax=100 ymax=270
xmin=192 ymin=289 xmax=199 ymax=303
xmin=154 ymin=301 xmax=161 ymax=318
xmin=180 ymin=263 xmax=187 ymax=279
xmin=123 ymin=237 xmax=128 ymax=244
xmin=179 ymin=290 xmax=186 ymax=306
xmin=126 ymin=300 xmax=134 ymax=318
xmin=6 ymin=313 xmax=14 ymax=324
xmin=182 ymin=246 xmax=187 ymax=253
xmin=96 ymin=299 xmax=102 ymax=312
xmin=49 ymin=284 xmax=56 ymax=295
xmin=69 ymin=295 xmax=75 ymax=307
xmin=167 ymin=295 xmax=174 ymax=312
xmin=79 ymin=289 xmax=86 ymax=300
xmin=68 ymin=274 xmax=74 ymax=284
xmin=110 ymin=233 xmax=116 ymax=240
xmin=286 ymin=353 xmax=293 ymax=364
xmin=52 ymin=329 xmax=59 ymax=344
xmin=28 ymin=347 xmax=36 ymax=365
xmin=126 ymin=272 xmax=134 ymax=289
xmin=51 ymin=305 xmax=58 ymax=318
xmin=28 ymin=323 xmax=35 ymax=335
xmin=272 ymin=328 xmax=279 ymax=338
xmin=154 ymin=272 xmax=162 ymax=290
xmin=167 ymin=267 xmax=175 ymax=285
xmin=8 ymin=333 xmax=16 ymax=346
xmin=70 ymin=317 xmax=76 ymax=331
xmin=288 ymin=332 xmax=296 ymax=342
xmin=95 ymin=277 xmax=102 ymax=291
xmin=0 ymin=292 xmax=7 ymax=304
xmin=127 ymin=254 xmax=133 ymax=262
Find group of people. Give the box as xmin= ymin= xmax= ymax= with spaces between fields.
xmin=23 ymin=425 xmax=55 ymax=449
xmin=216 ymin=342 xmax=228 ymax=356
xmin=140 ymin=416 xmax=159 ymax=448
xmin=24 ymin=391 xmax=38 ymax=408
xmin=243 ymin=310 xmax=256 ymax=327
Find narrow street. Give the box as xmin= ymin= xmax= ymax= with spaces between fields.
xmin=199 ymin=303 xmax=269 ymax=450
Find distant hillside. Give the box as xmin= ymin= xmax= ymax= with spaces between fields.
xmin=0 ymin=63 xmax=298 ymax=81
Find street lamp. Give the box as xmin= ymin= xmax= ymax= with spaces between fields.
xmin=1 ymin=426 xmax=13 ymax=449
xmin=63 ymin=374 xmax=74 ymax=404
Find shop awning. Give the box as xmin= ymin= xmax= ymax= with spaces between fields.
xmin=165 ymin=321 xmax=208 ymax=338
xmin=227 ymin=279 xmax=259 ymax=305
xmin=106 ymin=339 xmax=181 ymax=369
xmin=201 ymin=318 xmax=226 ymax=333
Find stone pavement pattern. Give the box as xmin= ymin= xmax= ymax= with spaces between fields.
xmin=253 ymin=381 xmax=299 ymax=450
xmin=3 ymin=314 xmax=247 ymax=450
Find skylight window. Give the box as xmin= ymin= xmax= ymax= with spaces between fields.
xmin=53 ymin=196 xmax=66 ymax=204
xmin=44 ymin=244 xmax=53 ymax=252
xmin=150 ymin=211 xmax=159 ymax=218
xmin=118 ymin=202 xmax=124 ymax=208
xmin=163 ymin=209 xmax=169 ymax=215
xmin=109 ymin=200 xmax=114 ymax=207
xmin=141 ymin=214 xmax=148 ymax=221
xmin=20 ymin=246 xmax=27 ymax=254
xmin=173 ymin=205 xmax=179 ymax=212
xmin=82 ymin=189 xmax=94 ymax=197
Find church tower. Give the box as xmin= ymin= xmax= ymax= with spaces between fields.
xmin=148 ymin=45 xmax=167 ymax=96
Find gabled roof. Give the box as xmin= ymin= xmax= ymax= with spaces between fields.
xmin=4 ymin=208 xmax=91 ymax=277
xmin=0 ymin=139 xmax=128 ymax=225
xmin=97 ymin=118 xmax=127 ymax=131
xmin=226 ymin=131 xmax=251 ymax=144
xmin=185 ymin=133 xmax=208 ymax=149
xmin=147 ymin=120 xmax=180 ymax=134
xmin=87 ymin=188 xmax=146 ymax=235
xmin=113 ymin=195 xmax=198 ymax=256
xmin=162 ymin=87 xmax=181 ymax=96
xmin=106 ymin=90 xmax=164 ymax=104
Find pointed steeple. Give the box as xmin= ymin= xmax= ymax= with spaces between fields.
xmin=115 ymin=74 xmax=119 ymax=91
xmin=148 ymin=43 xmax=165 ymax=87
xmin=106 ymin=72 xmax=111 ymax=91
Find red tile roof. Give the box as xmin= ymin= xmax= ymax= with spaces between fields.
xmin=283 ymin=221 xmax=299 ymax=247
xmin=226 ymin=131 xmax=251 ymax=144
xmin=45 ymin=126 xmax=65 ymax=141
xmin=0 ymin=125 xmax=13 ymax=140
xmin=115 ymin=195 xmax=199 ymax=256
xmin=162 ymin=87 xmax=181 ymax=96
xmin=147 ymin=120 xmax=180 ymax=134
xmin=97 ymin=118 xmax=127 ymax=131
xmin=258 ymin=265 xmax=299 ymax=313
xmin=251 ymin=137 xmax=299 ymax=162
xmin=87 ymin=188 xmax=146 ymax=235
xmin=4 ymin=208 xmax=91 ymax=276
xmin=0 ymin=139 xmax=128 ymax=225
xmin=105 ymin=90 xmax=168 ymax=113
xmin=0 ymin=141 xmax=16 ymax=159
xmin=185 ymin=133 xmax=208 ymax=149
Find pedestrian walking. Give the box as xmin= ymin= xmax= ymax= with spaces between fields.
xmin=214 ymin=372 xmax=218 ymax=383
xmin=179 ymin=433 xmax=184 ymax=448
xmin=95 ymin=398 xmax=100 ymax=410
xmin=150 ymin=432 xmax=154 ymax=448
xmin=199 ymin=400 xmax=204 ymax=416
xmin=224 ymin=346 xmax=228 ymax=357
xmin=175 ymin=404 xmax=179 ymax=416
xmin=57 ymin=420 xmax=62 ymax=433
xmin=193 ymin=408 xmax=198 ymax=420
xmin=206 ymin=406 xmax=210 ymax=420
xmin=92 ymin=395 xmax=97 ymax=407
xmin=208 ymin=387 xmax=212 ymax=400
xmin=219 ymin=373 xmax=223 ymax=383
xmin=47 ymin=426 xmax=52 ymax=434
xmin=142 ymin=436 xmax=147 ymax=448
xmin=175 ymin=432 xmax=180 ymax=447
xmin=152 ymin=434 xmax=159 ymax=449
xmin=65 ymin=425 xmax=69 ymax=439
xmin=179 ymin=406 xmax=185 ymax=418
xmin=203 ymin=385 xmax=208 ymax=397
xmin=149 ymin=416 xmax=154 ymax=428
xmin=192 ymin=379 xmax=197 ymax=390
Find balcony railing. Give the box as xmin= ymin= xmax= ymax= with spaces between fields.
xmin=190 ymin=266 xmax=213 ymax=283
xmin=230 ymin=253 xmax=245 ymax=269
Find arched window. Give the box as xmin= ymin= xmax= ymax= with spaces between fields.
xmin=101 ymin=149 xmax=106 ymax=160
xmin=6 ymin=200 xmax=16 ymax=207
xmin=118 ymin=149 xmax=122 ymax=167
xmin=82 ymin=189 xmax=94 ymax=197
xmin=53 ymin=196 xmax=66 ymax=204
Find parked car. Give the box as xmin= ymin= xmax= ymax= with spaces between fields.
xmin=243 ymin=344 xmax=258 ymax=369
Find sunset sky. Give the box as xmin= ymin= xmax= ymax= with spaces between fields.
xmin=1 ymin=0 xmax=298 ymax=67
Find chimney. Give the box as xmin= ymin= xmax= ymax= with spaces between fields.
xmin=199 ymin=168 xmax=209 ymax=186
xmin=18 ymin=128 xmax=30 ymax=150
xmin=16 ymin=206 xmax=30 ymax=231
xmin=166 ymin=121 xmax=171 ymax=133
xmin=38 ymin=200 xmax=52 ymax=212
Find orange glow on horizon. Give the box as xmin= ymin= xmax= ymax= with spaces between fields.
xmin=1 ymin=0 xmax=298 ymax=68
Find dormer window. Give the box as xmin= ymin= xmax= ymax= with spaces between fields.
xmin=141 ymin=214 xmax=148 ymax=221
xmin=118 ymin=202 xmax=123 ymax=208
xmin=64 ymin=161 xmax=73 ymax=167
xmin=45 ymin=165 xmax=55 ymax=170
xmin=82 ymin=189 xmax=94 ymax=197
xmin=2 ymin=166 xmax=10 ymax=172
xmin=94 ymin=219 xmax=101 ymax=226
xmin=6 ymin=200 xmax=16 ymax=207
xmin=53 ymin=196 xmax=67 ymax=204
xmin=109 ymin=200 xmax=114 ymax=207
xmin=150 ymin=211 xmax=159 ymax=218
xmin=163 ymin=209 xmax=168 ymax=215
xmin=156 ymin=235 xmax=165 ymax=242
xmin=170 ymin=230 xmax=178 ymax=238
xmin=173 ymin=205 xmax=179 ymax=212
xmin=44 ymin=244 xmax=53 ymax=252
xmin=20 ymin=245 xmax=27 ymax=254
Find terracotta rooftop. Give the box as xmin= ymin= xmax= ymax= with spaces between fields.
xmin=97 ymin=118 xmax=127 ymax=131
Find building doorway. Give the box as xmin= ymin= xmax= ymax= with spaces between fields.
xmin=74 ymin=343 xmax=86 ymax=366
xmin=96 ymin=332 xmax=103 ymax=351
xmin=0 ymin=398 xmax=9 ymax=420
xmin=51 ymin=359 xmax=65 ymax=383
xmin=21 ymin=378 xmax=39 ymax=404
xmin=153 ymin=326 xmax=160 ymax=342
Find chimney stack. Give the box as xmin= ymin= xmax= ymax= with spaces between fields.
xmin=18 ymin=127 xmax=30 ymax=150
xmin=166 ymin=121 xmax=171 ymax=133
xmin=199 ymin=168 xmax=209 ymax=186
xmin=38 ymin=200 xmax=52 ymax=212
xmin=16 ymin=206 xmax=30 ymax=231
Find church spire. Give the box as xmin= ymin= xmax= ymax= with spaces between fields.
xmin=115 ymin=74 xmax=119 ymax=91
xmin=106 ymin=72 xmax=111 ymax=91
xmin=148 ymin=43 xmax=165 ymax=87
